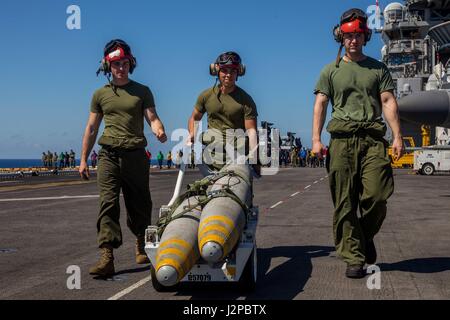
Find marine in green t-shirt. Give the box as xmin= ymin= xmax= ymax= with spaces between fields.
xmin=79 ymin=39 xmax=167 ymax=278
xmin=315 ymin=56 xmax=394 ymax=124
xmin=90 ymin=80 xmax=156 ymax=149
xmin=311 ymin=9 xmax=404 ymax=279
xmin=188 ymin=52 xmax=259 ymax=170
xmin=194 ymin=85 xmax=258 ymax=132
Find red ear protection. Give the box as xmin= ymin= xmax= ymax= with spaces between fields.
xmin=333 ymin=9 xmax=372 ymax=67
xmin=333 ymin=18 xmax=372 ymax=44
xmin=97 ymin=39 xmax=137 ymax=76
xmin=333 ymin=8 xmax=372 ymax=45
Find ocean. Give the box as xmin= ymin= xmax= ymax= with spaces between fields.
xmin=0 ymin=159 xmax=165 ymax=168
xmin=0 ymin=159 xmax=57 ymax=168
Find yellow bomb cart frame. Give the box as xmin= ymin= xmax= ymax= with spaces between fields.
xmin=145 ymin=163 xmax=258 ymax=292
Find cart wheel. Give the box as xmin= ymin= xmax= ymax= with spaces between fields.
xmin=239 ymin=247 xmax=257 ymax=292
xmin=422 ymin=163 xmax=435 ymax=176
xmin=150 ymin=265 xmax=179 ymax=292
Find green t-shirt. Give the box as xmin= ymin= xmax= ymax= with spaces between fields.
xmin=90 ymin=80 xmax=155 ymax=149
xmin=314 ymin=57 xmax=394 ymax=122
xmin=194 ymin=86 xmax=258 ymax=132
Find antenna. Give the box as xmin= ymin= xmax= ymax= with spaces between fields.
xmin=375 ymin=0 xmax=383 ymax=33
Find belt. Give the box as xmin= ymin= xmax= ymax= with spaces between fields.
xmin=101 ymin=145 xmax=143 ymax=155
xmin=330 ymin=131 xmax=369 ymax=139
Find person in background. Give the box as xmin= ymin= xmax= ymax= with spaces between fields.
xmin=157 ymin=151 xmax=164 ymax=169
xmin=42 ymin=152 xmax=47 ymax=168
xmin=59 ymin=151 xmax=65 ymax=169
xmin=53 ymin=152 xmax=58 ymax=170
xmin=90 ymin=150 xmax=98 ymax=168
xmin=190 ymin=148 xmax=196 ymax=169
xmin=167 ymin=151 xmax=172 ymax=169
xmin=176 ymin=150 xmax=182 ymax=169
xmin=65 ymin=152 xmax=70 ymax=168
xmin=47 ymin=150 xmax=53 ymax=169
xmin=69 ymin=149 xmax=76 ymax=168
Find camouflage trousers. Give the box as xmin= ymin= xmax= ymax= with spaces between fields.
xmin=96 ymin=147 xmax=152 ymax=249
xmin=326 ymin=134 xmax=394 ymax=265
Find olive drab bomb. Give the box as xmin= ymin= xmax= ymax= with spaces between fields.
xmin=149 ymin=164 xmax=255 ymax=289
xmin=198 ymin=164 xmax=252 ymax=263
xmin=155 ymin=197 xmax=202 ymax=287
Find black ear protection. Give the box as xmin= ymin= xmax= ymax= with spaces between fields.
xmin=333 ymin=24 xmax=343 ymax=43
xmin=209 ymin=51 xmax=246 ymax=77
xmin=96 ymin=39 xmax=137 ymax=76
xmin=209 ymin=63 xmax=246 ymax=77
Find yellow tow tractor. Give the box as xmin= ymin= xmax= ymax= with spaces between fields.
xmin=388 ymin=125 xmax=431 ymax=169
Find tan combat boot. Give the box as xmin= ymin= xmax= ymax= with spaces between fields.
xmin=135 ymin=237 xmax=150 ymax=264
xmin=89 ymin=244 xmax=115 ymax=277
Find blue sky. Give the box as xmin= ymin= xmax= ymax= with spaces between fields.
xmin=0 ymin=0 xmax=388 ymax=158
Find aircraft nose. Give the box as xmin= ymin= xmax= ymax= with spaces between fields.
xmin=397 ymin=90 xmax=450 ymax=127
